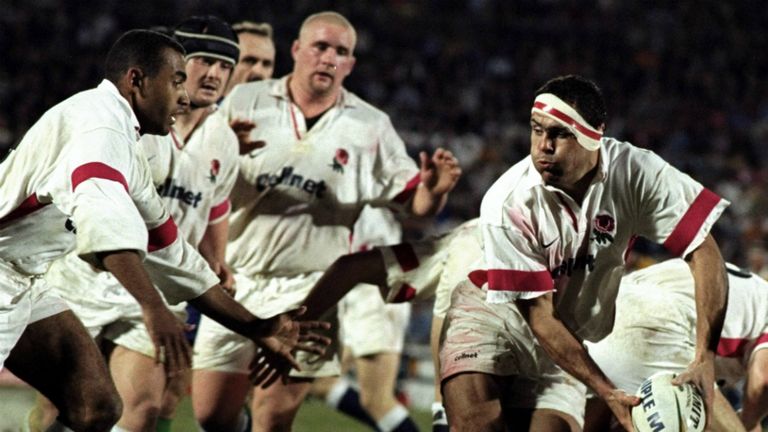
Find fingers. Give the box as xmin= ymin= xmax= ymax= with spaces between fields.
xmin=229 ymin=119 xmax=256 ymax=132
xmin=288 ymin=306 xmax=307 ymax=318
xmin=298 ymin=331 xmax=332 ymax=347
xmin=295 ymin=342 xmax=327 ymax=356
xmin=419 ymin=151 xmax=430 ymax=170
xmin=298 ymin=319 xmax=331 ymax=331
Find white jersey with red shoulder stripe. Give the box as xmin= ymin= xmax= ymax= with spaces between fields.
xmin=476 ymin=137 xmax=729 ymax=341
xmin=381 ymin=218 xmax=482 ymax=304
xmin=219 ymin=77 xmax=420 ymax=277
xmin=141 ymin=108 xmax=238 ymax=247
xmin=0 ymin=80 xmax=218 ymax=304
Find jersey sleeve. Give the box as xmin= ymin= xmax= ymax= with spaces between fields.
xmin=63 ymin=128 xmax=149 ymax=267
xmin=369 ymin=117 xmax=420 ymax=212
xmin=634 ymin=153 xmax=729 ymax=257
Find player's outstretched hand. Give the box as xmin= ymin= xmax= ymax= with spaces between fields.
xmin=230 ymin=119 xmax=266 ymax=155
xmin=142 ymin=303 xmax=191 ymax=378
xmin=672 ymin=354 xmax=716 ymax=428
xmin=247 ymin=307 xmax=331 ymax=388
xmin=419 ymin=148 xmax=461 ymax=196
xmin=603 ymin=388 xmax=641 ymax=431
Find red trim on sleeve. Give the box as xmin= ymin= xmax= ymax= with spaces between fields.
xmin=662 ymin=188 xmax=721 ymax=256
xmin=71 ymin=162 xmax=128 ymax=193
xmin=721 ymin=334 xmax=768 ymax=358
xmin=391 ymin=173 xmax=421 ymax=204
xmin=0 ymin=194 xmax=50 ymax=225
xmin=208 ymin=199 xmax=231 ymax=222
xmin=391 ymin=243 xmax=419 ymax=272
xmin=391 ymin=284 xmax=416 ymax=303
xmin=147 ymin=217 xmax=178 ymax=252
xmin=487 ymin=269 xmax=553 ymax=292
xmin=468 ymin=270 xmax=488 ymax=288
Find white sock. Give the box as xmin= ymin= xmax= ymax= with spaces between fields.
xmin=377 ymin=404 xmax=409 ymax=432
xmin=325 ymin=378 xmax=351 ymax=407
xmin=431 ymin=402 xmax=448 ymax=426
xmin=111 ymin=426 xmax=131 ymax=432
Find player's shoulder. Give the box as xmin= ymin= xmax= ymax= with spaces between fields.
xmin=480 ymin=157 xmax=534 ymax=225
xmin=602 ymin=137 xmax=668 ymax=173
xmin=222 ymin=79 xmax=279 ymax=110
xmin=340 ymin=89 xmax=392 ymax=124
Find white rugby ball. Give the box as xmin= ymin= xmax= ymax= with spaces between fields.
xmin=631 ymin=372 xmax=705 ymax=432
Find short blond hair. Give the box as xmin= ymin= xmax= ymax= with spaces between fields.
xmin=298 ymin=11 xmax=356 ymax=50
xmin=232 ymin=21 xmax=273 ymax=40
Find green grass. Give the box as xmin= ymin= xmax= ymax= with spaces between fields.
xmin=171 ymin=396 xmax=433 ymax=431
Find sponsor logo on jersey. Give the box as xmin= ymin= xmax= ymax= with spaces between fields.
xmin=591 ymin=213 xmax=615 ymax=245
xmin=208 ymin=159 xmax=220 ymax=183
xmin=255 ymin=166 xmax=327 ymax=198
xmin=551 ymin=254 xmax=595 ymax=278
xmin=330 ymin=148 xmax=349 ymax=173
xmin=454 ymin=352 xmax=478 ymax=362
xmin=156 ymin=178 xmax=203 ymax=208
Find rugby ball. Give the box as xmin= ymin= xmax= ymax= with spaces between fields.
xmin=631 ymin=372 xmax=705 ymax=432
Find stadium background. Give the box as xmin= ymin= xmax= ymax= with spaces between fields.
xmin=2 ymin=0 xmax=768 ymax=430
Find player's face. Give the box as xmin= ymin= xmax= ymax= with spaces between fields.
xmin=291 ymin=21 xmax=356 ymax=97
xmin=530 ymin=112 xmax=599 ymax=190
xmin=184 ymin=56 xmax=233 ymax=108
xmin=225 ymin=33 xmax=275 ymax=94
xmin=136 ymin=47 xmax=189 ymax=135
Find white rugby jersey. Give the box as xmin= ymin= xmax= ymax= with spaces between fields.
xmin=0 ymin=80 xmax=218 ymax=304
xmin=381 ymin=218 xmax=482 ymax=303
xmin=46 ymin=108 xmax=239 ymax=307
xmin=219 ymin=77 xmax=420 ymax=277
xmin=475 ymin=137 xmax=729 ymax=341
xmin=619 ymin=259 xmax=768 ymax=387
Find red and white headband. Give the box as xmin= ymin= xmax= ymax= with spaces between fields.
xmin=531 ymin=93 xmax=602 ymax=150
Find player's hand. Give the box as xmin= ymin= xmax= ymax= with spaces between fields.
xmin=419 ymin=148 xmax=461 ymax=197
xmin=602 ymin=388 xmax=641 ymax=431
xmin=230 ymin=119 xmax=266 ymax=155
xmin=247 ymin=307 xmax=331 ymax=387
xmin=210 ymin=261 xmax=236 ymax=297
xmin=141 ymin=303 xmax=191 ymax=377
xmin=673 ymin=353 xmax=716 ymax=428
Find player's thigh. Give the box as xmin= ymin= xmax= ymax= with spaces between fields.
xmin=191 ymin=369 xmax=252 ymax=425
xmin=709 ymin=388 xmax=747 ymax=432
xmin=442 ymin=372 xmax=508 ymax=431
xmin=108 ymin=345 xmax=166 ymax=413
xmin=529 ymin=408 xmax=581 ymax=432
xmin=5 ymin=309 xmax=117 ymax=409
xmin=430 ymin=315 xmax=445 ymax=402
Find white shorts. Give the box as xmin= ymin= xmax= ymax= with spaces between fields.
xmin=439 ymin=280 xmax=586 ymax=426
xmin=0 ymin=261 xmax=69 ymax=370
xmin=585 ymin=284 xmax=697 ymax=394
xmin=193 ymin=271 xmax=340 ymax=377
xmin=339 ymin=283 xmax=411 ymax=357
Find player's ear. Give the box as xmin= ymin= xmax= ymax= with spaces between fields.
xmin=127 ymin=68 xmax=145 ymax=92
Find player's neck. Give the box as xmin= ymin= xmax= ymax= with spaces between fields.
xmin=173 ymin=106 xmax=211 ymax=143
xmin=288 ymin=76 xmax=338 ymax=118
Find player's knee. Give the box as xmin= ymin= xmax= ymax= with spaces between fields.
xmin=63 ymin=391 xmax=122 ymax=432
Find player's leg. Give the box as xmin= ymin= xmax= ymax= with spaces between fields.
xmin=430 ymin=315 xmax=448 ymax=432
xmin=6 ymin=310 xmax=122 ymax=431
xmin=442 ymin=372 xmax=509 ymax=431
xmin=739 ymin=348 xmax=768 ymax=431
xmin=192 ymin=369 xmax=253 ymax=431
xmin=157 ymin=369 xmax=190 ymax=432
xmin=355 ymin=351 xmax=418 ymax=432
xmin=107 ymin=344 xmax=167 ymax=431
xmin=249 ymin=377 xmax=313 ymax=432
xmin=28 ymin=393 xmax=59 ymax=432
xmin=583 ymin=397 xmax=615 ymax=432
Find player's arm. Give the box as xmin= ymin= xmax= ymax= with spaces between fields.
xmin=516 ymin=293 xmax=640 ymax=431
xmin=739 ymin=349 xmax=768 ymax=431
xmin=675 ymin=234 xmax=728 ymax=426
xmin=409 ymin=149 xmax=462 ymax=217
xmin=198 ymin=217 xmax=235 ymax=293
xmin=301 ymin=249 xmax=388 ymax=320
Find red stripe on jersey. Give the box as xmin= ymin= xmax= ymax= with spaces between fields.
xmin=662 ymin=188 xmax=721 ymax=256
xmin=391 ymin=284 xmax=416 ymax=303
xmin=487 ymin=269 xmax=553 ymax=292
xmin=0 ymin=194 xmax=50 ymax=225
xmin=391 ymin=243 xmax=419 ymax=272
xmin=392 ymin=174 xmax=421 ymax=205
xmin=209 ymin=199 xmax=230 ymax=222
xmin=532 ymin=101 xmax=602 ymax=141
xmin=71 ymin=162 xmax=128 ymax=192
xmin=148 ymin=217 xmax=178 ymax=252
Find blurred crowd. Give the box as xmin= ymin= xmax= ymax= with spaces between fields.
xmin=2 ymin=0 xmax=768 ymax=275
